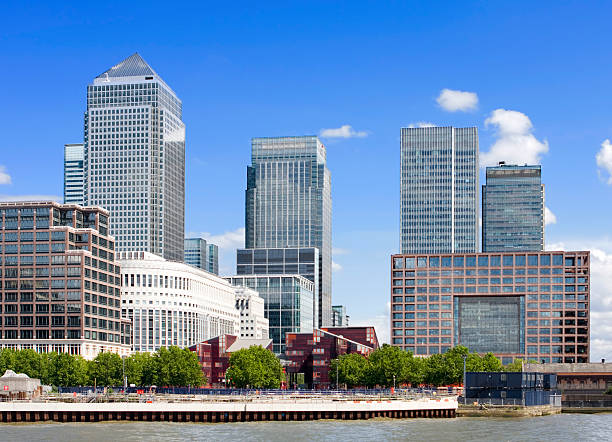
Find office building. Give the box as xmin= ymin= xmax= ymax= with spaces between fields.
xmin=207 ymin=243 xmax=219 ymax=275
xmin=119 ymin=251 xmax=239 ymax=352
xmin=400 ymin=127 xmax=478 ymax=254
xmin=236 ymin=247 xmax=319 ymax=326
xmin=189 ymin=335 xmax=273 ymax=387
xmin=245 ymin=136 xmax=332 ymax=327
xmin=226 ymin=275 xmax=314 ymax=354
xmin=63 ymin=143 xmax=85 ymax=205
xmin=0 ymin=201 xmax=131 ymax=359
xmin=84 ymin=53 xmax=185 ymax=261
xmin=482 ymin=163 xmax=545 ymax=252
xmin=285 ymin=326 xmax=379 ymax=389
xmin=234 ymin=286 xmax=269 ymax=339
xmin=332 ymin=305 xmax=349 ymax=326
xmin=184 ymin=238 xmax=219 ymax=275
xmin=390 ymin=251 xmax=590 ymax=363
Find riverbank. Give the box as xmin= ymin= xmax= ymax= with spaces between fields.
xmin=457 ymin=404 xmax=561 ymax=417
xmin=0 ymin=397 xmax=457 ymax=423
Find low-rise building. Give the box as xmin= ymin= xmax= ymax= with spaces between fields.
xmin=234 ymin=286 xmax=268 ymax=339
xmin=285 ymin=326 xmax=379 ymax=389
xmin=189 ymin=334 xmax=273 ymax=387
xmin=119 ymin=251 xmax=240 ymax=352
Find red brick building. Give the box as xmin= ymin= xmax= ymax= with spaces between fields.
xmin=284 ymin=326 xmax=379 ymax=389
xmin=189 ymin=335 xmax=273 ymax=387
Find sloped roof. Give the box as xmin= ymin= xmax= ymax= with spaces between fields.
xmin=227 ymin=338 xmax=273 ymax=353
xmin=95 ymin=53 xmax=158 ymax=79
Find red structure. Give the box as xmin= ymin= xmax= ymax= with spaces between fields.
xmin=284 ymin=326 xmax=379 ymax=389
xmin=189 ymin=335 xmax=273 ymax=387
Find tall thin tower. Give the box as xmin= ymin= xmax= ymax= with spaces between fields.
xmin=245 ymin=136 xmax=332 ymax=327
xmin=84 ymin=53 xmax=185 ymax=260
xmin=400 ymin=126 xmax=478 ymax=254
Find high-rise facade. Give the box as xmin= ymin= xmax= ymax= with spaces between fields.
xmin=184 ymin=238 xmax=219 ymax=275
xmin=390 ymin=251 xmax=589 ymax=363
xmin=482 ymin=163 xmax=544 ymax=252
xmin=0 ymin=201 xmax=131 ymax=359
xmin=64 ymin=143 xmax=85 ymax=205
xmin=84 ymin=53 xmax=185 ymax=261
xmin=400 ymin=127 xmax=478 ymax=254
xmin=245 ymin=136 xmax=332 ymax=326
xmin=227 ymin=275 xmax=314 ymax=354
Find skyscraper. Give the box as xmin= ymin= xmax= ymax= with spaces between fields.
xmin=184 ymin=237 xmax=219 ymax=275
xmin=400 ymin=126 xmax=479 ymax=254
xmin=245 ymin=136 xmax=332 ymax=327
xmin=482 ymin=163 xmax=544 ymax=252
xmin=84 ymin=53 xmax=185 ymax=261
xmin=63 ymin=143 xmax=85 ymax=205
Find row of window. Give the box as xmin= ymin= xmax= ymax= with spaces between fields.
xmin=393 ymin=254 xmax=586 ymax=269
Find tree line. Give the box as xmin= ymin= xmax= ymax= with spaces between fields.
xmin=0 ymin=346 xmax=204 ymax=387
xmin=329 ymin=345 xmax=529 ymax=388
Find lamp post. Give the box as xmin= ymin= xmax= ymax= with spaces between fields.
xmin=122 ymin=355 xmax=127 ymax=391
xmin=462 ymin=354 xmax=467 ymax=398
xmin=393 ymin=374 xmax=396 ymax=391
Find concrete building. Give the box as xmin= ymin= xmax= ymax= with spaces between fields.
xmin=184 ymin=238 xmax=219 ymax=275
xmin=63 ymin=143 xmax=85 ymax=205
xmin=234 ymin=286 xmax=269 ymax=339
xmin=119 ymin=251 xmax=239 ymax=352
xmin=245 ymin=136 xmax=332 ymax=327
xmin=226 ymin=275 xmax=314 ymax=354
xmin=332 ymin=305 xmax=349 ymax=327
xmin=390 ymin=251 xmax=590 ymax=363
xmin=0 ymin=201 xmax=131 ymax=359
xmin=189 ymin=335 xmax=273 ymax=387
xmin=84 ymin=53 xmax=185 ymax=261
xmin=285 ymin=327 xmax=379 ymax=389
xmin=482 ymin=163 xmax=545 ymax=252
xmin=400 ymin=126 xmax=479 ymax=254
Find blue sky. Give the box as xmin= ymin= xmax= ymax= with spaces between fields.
xmin=2 ymin=1 xmax=612 ymax=358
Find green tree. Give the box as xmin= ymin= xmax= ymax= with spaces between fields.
xmin=330 ymin=353 xmax=370 ymax=388
xmin=481 ymin=352 xmax=503 ymax=372
xmin=151 ymin=347 xmax=204 ymax=387
xmin=366 ymin=345 xmax=415 ymax=387
xmin=89 ymin=352 xmax=123 ymax=386
xmin=14 ymin=349 xmax=46 ymax=380
xmin=441 ymin=346 xmax=483 ymax=385
xmin=0 ymin=349 xmax=17 ymax=374
xmin=226 ymin=346 xmax=282 ymax=388
xmin=48 ymin=353 xmax=88 ymax=387
xmin=423 ymin=353 xmax=448 ymax=386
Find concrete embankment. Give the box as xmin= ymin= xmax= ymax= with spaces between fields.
xmin=0 ymin=397 xmax=457 ymax=423
xmin=457 ymin=404 xmax=561 ymax=417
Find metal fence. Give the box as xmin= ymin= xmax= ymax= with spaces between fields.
xmin=459 ymin=394 xmax=561 ymax=407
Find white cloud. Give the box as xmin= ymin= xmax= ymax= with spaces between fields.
xmin=351 ymin=302 xmax=390 ymax=345
xmin=545 ymin=206 xmax=557 ymax=226
xmin=332 ymin=261 xmax=343 ymax=272
xmin=480 ymin=109 xmax=549 ymax=167
xmin=0 ymin=166 xmax=11 ymax=185
xmin=407 ymin=122 xmax=437 ymax=128
xmin=332 ymin=247 xmax=350 ymax=256
xmin=199 ymin=227 xmax=245 ymax=250
xmin=436 ymin=88 xmax=478 ymax=112
xmin=0 ymin=194 xmax=61 ymax=202
xmin=596 ymin=139 xmax=612 ymax=184
xmin=546 ymin=239 xmax=612 ymax=361
xmin=320 ymin=125 xmax=368 ymax=139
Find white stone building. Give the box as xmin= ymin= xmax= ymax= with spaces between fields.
xmin=234 ymin=287 xmax=269 ymax=339
xmin=119 ymin=251 xmax=239 ymax=352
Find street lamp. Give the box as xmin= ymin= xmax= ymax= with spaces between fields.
xmin=122 ymin=355 xmax=127 ymax=391
xmin=393 ymin=374 xmax=396 ymax=391
xmin=462 ymin=354 xmax=467 ymax=397
xmin=336 ymin=361 xmax=339 ymax=390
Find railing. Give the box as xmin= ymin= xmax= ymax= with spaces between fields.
xmin=458 ymin=394 xmax=562 ymax=407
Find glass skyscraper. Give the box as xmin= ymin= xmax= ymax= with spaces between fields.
xmin=64 ymin=143 xmax=85 ymax=205
xmin=184 ymin=238 xmax=219 ymax=275
xmin=245 ymin=136 xmax=332 ymax=327
xmin=482 ymin=163 xmax=544 ymax=252
xmin=400 ymin=127 xmax=478 ymax=254
xmin=84 ymin=53 xmax=185 ymax=261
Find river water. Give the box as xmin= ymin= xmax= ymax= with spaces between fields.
xmin=1 ymin=413 xmax=610 ymax=441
